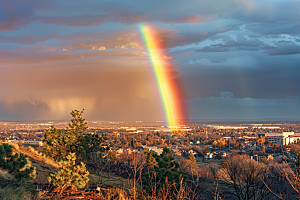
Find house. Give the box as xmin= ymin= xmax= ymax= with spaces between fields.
xmin=175 ymin=152 xmax=182 ymax=156
xmin=205 ymin=153 xmax=213 ymax=159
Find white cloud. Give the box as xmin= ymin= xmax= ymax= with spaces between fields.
xmin=98 ymin=46 xmax=106 ymax=50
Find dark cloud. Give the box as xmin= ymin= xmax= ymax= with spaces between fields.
xmin=188 ymin=95 xmax=300 ymax=120
xmin=0 ymin=58 xmax=180 ymax=120
xmin=195 ymin=35 xmax=275 ymax=52
xmin=265 ymin=42 xmax=300 ymax=55
xmin=181 ymin=54 xmax=300 ymax=100
xmin=1 ymin=0 xmax=300 ymax=120
xmin=230 ymin=1 xmax=300 ymax=24
xmin=0 ymin=0 xmax=50 ymax=31
xmin=0 ymin=101 xmax=50 ymax=121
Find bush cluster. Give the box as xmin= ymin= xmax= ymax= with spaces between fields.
xmin=0 ymin=143 xmax=36 ymax=181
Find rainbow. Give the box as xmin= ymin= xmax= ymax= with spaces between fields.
xmin=139 ymin=24 xmax=186 ymax=128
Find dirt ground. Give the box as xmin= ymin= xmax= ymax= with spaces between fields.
xmin=29 ymin=157 xmax=58 ymax=184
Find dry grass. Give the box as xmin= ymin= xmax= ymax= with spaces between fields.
xmin=100 ymin=187 xmax=130 ymax=200
xmin=89 ymin=173 xmax=129 ymax=188
xmin=12 ymin=146 xmax=59 ymax=169
xmin=0 ymin=186 xmax=30 ymax=200
xmin=27 ymin=146 xmax=39 ymax=156
xmin=0 ymin=169 xmax=14 ymax=180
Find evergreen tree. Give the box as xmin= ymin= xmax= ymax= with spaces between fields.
xmin=0 ymin=143 xmax=36 ymax=181
xmin=42 ymin=109 xmax=104 ymax=161
xmin=64 ymin=109 xmax=87 ymax=153
xmin=48 ymin=153 xmax=89 ymax=192
xmin=42 ymin=126 xmax=65 ymax=161
xmin=142 ymin=147 xmax=187 ymax=196
xmin=161 ymin=146 xmax=171 ymax=157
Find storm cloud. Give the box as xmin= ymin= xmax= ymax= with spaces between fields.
xmin=0 ymin=0 xmax=300 ymax=120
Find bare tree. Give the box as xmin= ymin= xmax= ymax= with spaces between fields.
xmin=264 ymin=161 xmax=300 ymax=199
xmin=218 ymin=155 xmax=274 ymax=200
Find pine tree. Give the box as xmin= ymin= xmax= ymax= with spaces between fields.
xmin=48 ymin=153 xmax=89 ymax=192
xmin=0 ymin=143 xmax=36 ymax=181
xmin=189 ymin=152 xmax=196 ymax=163
xmin=142 ymin=147 xmax=187 ymax=196
xmin=42 ymin=126 xmax=65 ymax=161
xmin=64 ymin=110 xmax=87 ymax=153
xmin=42 ymin=109 xmax=104 ymax=161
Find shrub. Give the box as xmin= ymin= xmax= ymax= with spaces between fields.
xmin=48 ymin=153 xmax=89 ymax=192
xmin=0 ymin=144 xmax=36 ymax=181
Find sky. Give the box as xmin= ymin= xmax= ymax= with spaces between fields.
xmin=0 ymin=0 xmax=300 ymax=121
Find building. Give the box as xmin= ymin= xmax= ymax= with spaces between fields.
xmin=9 ymin=140 xmax=43 ymax=146
xmin=259 ymin=132 xmax=300 ymax=145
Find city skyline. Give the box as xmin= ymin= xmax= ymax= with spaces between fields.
xmin=1 ymin=0 xmax=300 ymax=121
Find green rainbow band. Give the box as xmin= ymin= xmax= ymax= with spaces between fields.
xmin=139 ymin=24 xmax=174 ymax=126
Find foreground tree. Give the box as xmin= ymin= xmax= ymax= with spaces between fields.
xmin=219 ymin=155 xmax=275 ymax=200
xmin=41 ymin=126 xmax=65 ymax=161
xmin=142 ymin=147 xmax=187 ymax=197
xmin=48 ymin=153 xmax=89 ymax=193
xmin=265 ymin=150 xmax=300 ymax=199
xmin=42 ymin=109 xmax=104 ymax=161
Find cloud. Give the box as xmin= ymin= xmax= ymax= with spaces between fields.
xmin=0 ymin=47 xmax=152 ymax=65
xmin=181 ymin=52 xmax=300 ymax=100
xmin=115 ymin=42 xmax=140 ymax=49
xmin=1 ymin=0 xmax=300 ymax=121
xmin=265 ymin=42 xmax=300 ymax=55
xmin=175 ymin=15 xmax=202 ymax=23
xmin=0 ymin=100 xmax=50 ymax=121
xmin=163 ymin=55 xmax=173 ymax=60
xmin=188 ymin=55 xmax=257 ymax=68
xmin=0 ymin=1 xmax=44 ymax=31
xmin=98 ymin=46 xmax=106 ymax=50
xmin=37 ymin=48 xmax=59 ymax=53
xmin=0 ymin=60 xmax=167 ymax=120
xmin=188 ymin=95 xmax=300 ymax=120
xmin=195 ymin=35 xmax=274 ymax=53
xmin=220 ymin=91 xmax=233 ymax=98
xmin=0 ymin=50 xmax=185 ymax=120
